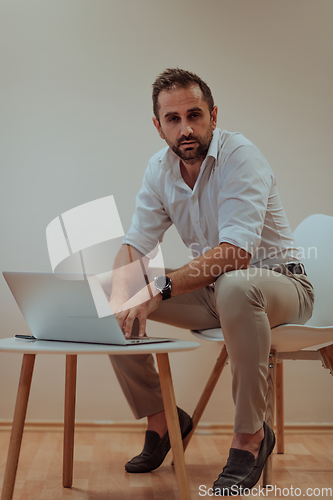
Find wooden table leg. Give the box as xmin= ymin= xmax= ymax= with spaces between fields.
xmin=156 ymin=353 xmax=192 ymax=500
xmin=63 ymin=355 xmax=77 ymax=488
xmin=1 ymin=354 xmax=36 ymax=500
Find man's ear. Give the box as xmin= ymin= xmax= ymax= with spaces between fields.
xmin=152 ymin=116 xmax=165 ymax=139
xmin=211 ymin=106 xmax=218 ymax=130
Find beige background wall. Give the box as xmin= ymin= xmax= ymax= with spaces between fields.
xmin=0 ymin=0 xmax=332 ymax=426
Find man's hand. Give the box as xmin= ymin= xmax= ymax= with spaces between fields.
xmin=109 ymin=244 xmax=155 ymax=337
xmin=115 ymin=284 xmax=162 ymax=337
xmin=109 ymin=241 xmax=250 ymax=338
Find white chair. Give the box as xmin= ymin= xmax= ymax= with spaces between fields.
xmin=184 ymin=214 xmax=333 ymax=486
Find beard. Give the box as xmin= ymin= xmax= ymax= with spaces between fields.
xmin=167 ymin=129 xmax=213 ymax=163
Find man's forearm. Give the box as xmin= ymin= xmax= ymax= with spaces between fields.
xmin=167 ymin=243 xmax=251 ymax=297
xmin=113 ymin=242 xmax=251 ymax=337
xmin=110 ymin=244 xmax=149 ymax=307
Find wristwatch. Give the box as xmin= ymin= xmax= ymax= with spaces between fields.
xmin=154 ymin=275 xmax=172 ymax=301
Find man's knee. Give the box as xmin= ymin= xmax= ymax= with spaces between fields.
xmin=215 ymin=269 xmax=265 ymax=322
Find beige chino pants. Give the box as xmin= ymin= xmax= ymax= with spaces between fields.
xmin=109 ymin=265 xmax=314 ymax=434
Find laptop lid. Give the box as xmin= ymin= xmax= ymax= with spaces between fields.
xmin=2 ymin=272 xmax=171 ymax=346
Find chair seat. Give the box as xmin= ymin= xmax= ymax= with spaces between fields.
xmin=271 ymin=324 xmax=333 ymax=352
xmin=191 ymin=328 xmax=224 ymax=342
xmin=192 ymin=324 xmax=333 ymax=352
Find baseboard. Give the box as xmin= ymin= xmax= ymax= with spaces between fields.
xmin=0 ymin=421 xmax=332 ymax=434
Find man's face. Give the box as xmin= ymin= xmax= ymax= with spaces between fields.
xmin=153 ymin=85 xmax=218 ymax=164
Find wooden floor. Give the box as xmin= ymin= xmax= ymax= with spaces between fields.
xmin=0 ymin=429 xmax=332 ymax=499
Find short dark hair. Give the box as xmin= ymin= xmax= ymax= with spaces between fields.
xmin=152 ymin=68 xmax=214 ymax=120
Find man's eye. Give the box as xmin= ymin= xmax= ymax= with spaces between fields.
xmin=189 ymin=113 xmax=200 ymax=119
xmin=168 ymin=116 xmax=179 ymax=122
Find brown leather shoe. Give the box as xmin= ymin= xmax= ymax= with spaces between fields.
xmin=213 ymin=421 xmax=276 ymax=496
xmin=125 ymin=407 xmax=193 ymax=473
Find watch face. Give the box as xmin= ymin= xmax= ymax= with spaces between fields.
xmin=155 ymin=275 xmax=169 ymax=290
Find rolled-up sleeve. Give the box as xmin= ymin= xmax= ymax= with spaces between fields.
xmin=218 ymin=145 xmax=273 ymax=256
xmin=122 ymin=162 xmax=173 ymax=257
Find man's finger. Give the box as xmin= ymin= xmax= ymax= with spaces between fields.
xmin=115 ymin=311 xmax=129 ymax=335
xmin=138 ymin=315 xmax=147 ymax=337
xmin=123 ymin=311 xmax=136 ymax=338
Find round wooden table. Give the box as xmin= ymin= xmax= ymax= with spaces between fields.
xmin=0 ymin=337 xmax=200 ymax=500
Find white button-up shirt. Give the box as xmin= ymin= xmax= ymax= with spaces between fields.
xmin=123 ymin=129 xmax=299 ymax=268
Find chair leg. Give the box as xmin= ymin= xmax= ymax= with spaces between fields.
xmin=275 ymin=360 xmax=284 ymax=454
xmin=63 ymin=355 xmax=77 ymax=488
xmin=319 ymin=345 xmax=333 ymax=375
xmin=183 ymin=344 xmax=228 ymax=452
xmin=1 ymin=354 xmax=36 ymax=500
xmin=262 ymin=349 xmax=276 ymax=488
xmin=156 ymin=353 xmax=191 ymax=500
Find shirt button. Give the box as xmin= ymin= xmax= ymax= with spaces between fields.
xmin=194 ymin=220 xmax=199 ymax=224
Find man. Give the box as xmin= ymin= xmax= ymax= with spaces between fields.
xmin=109 ymin=68 xmax=314 ymax=494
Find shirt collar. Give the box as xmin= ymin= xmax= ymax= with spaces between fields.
xmin=206 ymin=128 xmax=220 ymax=161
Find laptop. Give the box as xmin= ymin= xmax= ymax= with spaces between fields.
xmin=3 ymin=272 xmax=175 ymax=346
